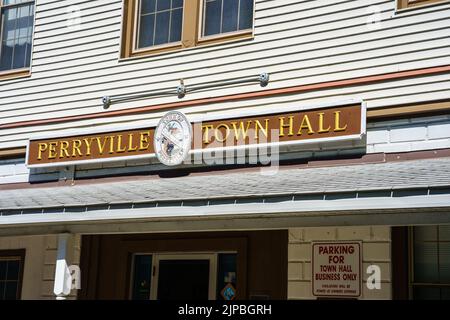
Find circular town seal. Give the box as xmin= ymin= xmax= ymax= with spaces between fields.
xmin=154 ymin=111 xmax=192 ymax=166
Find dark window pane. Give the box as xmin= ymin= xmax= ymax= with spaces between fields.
xmin=170 ymin=8 xmax=183 ymax=42
xmin=154 ymin=11 xmax=170 ymax=45
xmin=439 ymin=225 xmax=450 ymax=241
xmin=216 ymin=254 xmax=237 ymax=300
xmin=415 ymin=226 xmax=438 ymax=242
xmin=442 ymin=288 xmax=450 ymax=300
xmin=157 ymin=260 xmax=209 ymax=300
xmin=4 ymin=281 xmax=18 ymax=300
xmin=141 ymin=0 xmax=156 ymax=14
xmin=6 ymin=260 xmax=20 ymax=280
xmin=3 ymin=8 xmax=18 ymax=41
xmin=439 ymin=243 xmax=450 ymax=282
xmin=131 ymin=255 xmax=152 ymax=300
xmin=17 ymin=5 xmax=31 ymax=38
xmin=222 ymin=0 xmax=239 ymax=33
xmin=0 ymin=262 xmax=7 ymax=280
xmin=13 ymin=41 xmax=27 ymax=69
xmin=0 ymin=41 xmax=13 ymax=71
xmin=414 ymin=286 xmax=441 ymax=300
xmin=172 ymin=0 xmax=183 ymax=9
xmin=414 ymin=242 xmax=439 ymax=283
xmin=24 ymin=38 xmax=32 ymax=68
xmin=239 ymin=0 xmax=253 ymax=30
xmin=204 ymin=0 xmax=221 ymax=36
xmin=138 ymin=14 xmax=155 ymax=48
xmin=0 ymin=282 xmax=4 ymax=300
xmin=156 ymin=0 xmax=170 ymax=11
xmin=4 ymin=0 xmax=29 ymax=5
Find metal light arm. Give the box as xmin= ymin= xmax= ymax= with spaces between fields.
xmin=102 ymin=73 xmax=269 ymax=109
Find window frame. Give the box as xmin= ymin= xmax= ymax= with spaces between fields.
xmin=120 ymin=0 xmax=255 ymax=59
xmin=397 ymin=0 xmax=450 ymax=10
xmin=0 ymin=0 xmax=35 ymax=80
xmin=0 ymin=249 xmax=26 ymax=300
xmin=408 ymin=226 xmax=450 ymax=300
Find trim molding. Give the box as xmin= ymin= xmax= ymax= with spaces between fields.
xmin=0 ymin=147 xmax=26 ymax=158
xmin=1 ymin=65 xmax=450 ymax=130
xmin=367 ymin=100 xmax=450 ymax=118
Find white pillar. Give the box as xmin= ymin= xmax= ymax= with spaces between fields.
xmin=53 ymin=233 xmax=73 ymax=300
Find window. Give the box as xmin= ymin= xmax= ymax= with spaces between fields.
xmin=411 ymin=226 xmax=450 ymax=300
xmin=121 ymin=0 xmax=254 ymax=58
xmin=0 ymin=250 xmax=25 ymax=300
xmin=136 ymin=0 xmax=184 ymax=50
xmin=0 ymin=0 xmax=34 ymax=77
xmin=398 ymin=0 xmax=449 ymax=9
xmin=202 ymin=0 xmax=254 ymax=38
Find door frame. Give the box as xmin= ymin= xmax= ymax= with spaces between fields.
xmin=149 ymin=252 xmax=218 ymax=300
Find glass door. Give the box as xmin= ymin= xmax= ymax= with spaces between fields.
xmin=151 ymin=254 xmax=217 ymax=300
xmin=130 ymin=252 xmax=237 ymax=300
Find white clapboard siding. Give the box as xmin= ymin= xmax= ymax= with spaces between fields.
xmin=0 ymin=0 xmax=449 ymax=150
xmin=1 ymin=71 xmax=449 ymax=150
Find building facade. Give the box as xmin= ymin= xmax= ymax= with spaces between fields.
xmin=0 ymin=0 xmax=450 ymax=300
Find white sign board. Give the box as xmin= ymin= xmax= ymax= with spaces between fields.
xmin=312 ymin=242 xmax=362 ymax=298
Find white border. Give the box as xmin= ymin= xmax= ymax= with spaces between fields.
xmin=26 ymin=99 xmax=366 ymax=168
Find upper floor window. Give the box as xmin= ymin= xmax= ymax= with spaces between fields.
xmin=137 ymin=0 xmax=184 ymax=50
xmin=121 ymin=0 xmax=255 ymax=58
xmin=0 ymin=250 xmax=25 ymax=300
xmin=202 ymin=0 xmax=254 ymax=38
xmin=0 ymin=0 xmax=34 ymax=76
xmin=398 ymin=0 xmax=449 ymax=9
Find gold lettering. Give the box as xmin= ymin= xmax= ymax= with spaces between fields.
xmin=48 ymin=142 xmax=58 ymax=159
xmin=279 ymin=117 xmax=294 ymax=137
xmin=202 ymin=125 xmax=214 ymax=144
xmin=231 ymin=121 xmax=252 ymax=141
xmin=318 ymin=113 xmax=331 ymax=134
xmin=84 ymin=138 xmax=93 ymax=156
xmin=37 ymin=143 xmax=48 ymax=160
xmin=128 ymin=134 xmax=138 ymax=152
xmin=96 ymin=137 xmax=108 ymax=155
xmin=334 ymin=111 xmax=348 ymax=132
xmin=215 ymin=124 xmax=230 ymax=143
xmin=116 ymin=135 xmax=127 ymax=153
xmin=139 ymin=132 xmax=151 ymax=150
xmin=109 ymin=136 xmax=115 ymax=154
xmin=254 ymin=119 xmax=269 ymax=139
xmin=298 ymin=115 xmax=315 ymax=135
xmin=59 ymin=141 xmax=70 ymax=158
xmin=72 ymin=140 xmax=82 ymax=157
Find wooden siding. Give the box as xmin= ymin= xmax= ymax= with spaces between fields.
xmin=0 ymin=0 xmax=449 ymax=149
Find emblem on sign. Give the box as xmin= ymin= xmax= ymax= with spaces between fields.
xmin=154 ymin=111 xmax=192 ymax=166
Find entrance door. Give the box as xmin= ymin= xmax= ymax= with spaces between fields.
xmin=150 ymin=254 xmax=217 ymax=300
